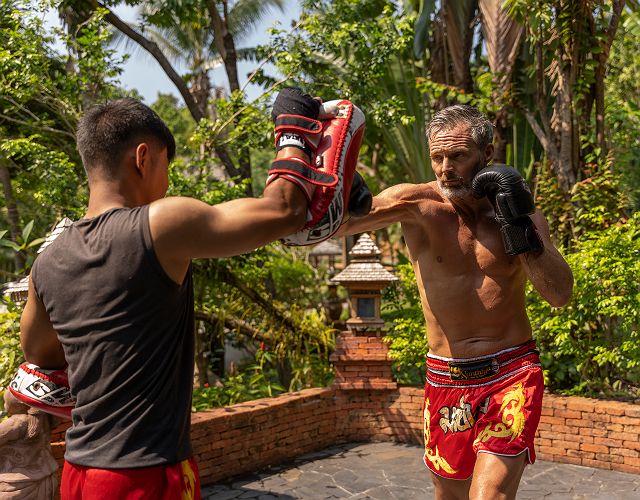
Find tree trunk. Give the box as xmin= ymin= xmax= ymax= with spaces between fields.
xmin=595 ymin=0 xmax=625 ymax=156
xmin=0 ymin=157 xmax=25 ymax=271
xmin=206 ymin=0 xmax=241 ymax=92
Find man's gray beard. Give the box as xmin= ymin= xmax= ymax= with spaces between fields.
xmin=437 ymin=181 xmax=472 ymax=199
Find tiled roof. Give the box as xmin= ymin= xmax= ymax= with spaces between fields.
xmin=309 ymin=238 xmax=342 ymax=256
xmin=331 ymin=234 xmax=397 ymax=284
xmin=331 ymin=262 xmax=397 ymax=283
xmin=1 ymin=218 xmax=74 ymax=302
xmin=348 ymin=233 xmax=381 ymax=259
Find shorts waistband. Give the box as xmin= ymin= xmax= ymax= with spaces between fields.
xmin=426 ymin=340 xmax=540 ymax=387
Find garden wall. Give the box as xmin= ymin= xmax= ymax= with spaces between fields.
xmin=49 ymin=331 xmax=639 ymax=482
xmin=49 ymin=387 xmax=640 ymax=486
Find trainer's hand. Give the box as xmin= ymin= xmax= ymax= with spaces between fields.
xmin=348 ymin=172 xmax=372 ymax=217
xmin=271 ymin=87 xmax=321 ymax=122
xmin=472 ymin=164 xmax=542 ymax=255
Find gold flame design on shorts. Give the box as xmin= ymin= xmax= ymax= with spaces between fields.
xmin=473 ymin=382 xmax=526 ymax=446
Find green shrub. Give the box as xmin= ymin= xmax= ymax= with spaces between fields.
xmin=382 ymin=260 xmax=428 ymax=386
xmin=529 ymin=212 xmax=640 ymax=398
xmin=0 ymin=298 xmax=23 ymax=413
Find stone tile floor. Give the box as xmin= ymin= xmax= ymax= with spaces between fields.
xmin=202 ymin=442 xmax=640 ymax=499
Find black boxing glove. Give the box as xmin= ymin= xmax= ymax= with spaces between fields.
xmin=472 ymin=164 xmax=543 ymax=256
xmin=348 ymin=172 xmax=372 ymax=217
xmin=271 ymin=87 xmax=321 ymax=158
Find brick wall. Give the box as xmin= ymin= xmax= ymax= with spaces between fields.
xmin=49 ymin=387 xmax=640 ymax=485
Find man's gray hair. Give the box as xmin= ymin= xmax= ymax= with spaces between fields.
xmin=426 ymin=104 xmax=494 ymax=150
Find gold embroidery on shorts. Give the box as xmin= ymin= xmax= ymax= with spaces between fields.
xmin=474 ymin=383 xmax=526 ymax=446
xmin=438 ymin=395 xmax=476 ymax=434
xmin=424 ymin=398 xmax=457 ymax=474
xmin=181 ymin=459 xmax=197 ymax=500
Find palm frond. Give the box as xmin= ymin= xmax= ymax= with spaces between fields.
xmin=479 ymin=0 xmax=524 ymax=85
xmin=229 ymin=0 xmax=286 ymax=39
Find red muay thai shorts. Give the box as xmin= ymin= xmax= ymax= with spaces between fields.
xmin=422 ymin=340 xmax=544 ymax=480
xmin=60 ymin=456 xmax=201 ymax=500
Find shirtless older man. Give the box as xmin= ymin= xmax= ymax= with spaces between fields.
xmin=338 ymin=104 xmax=573 ymax=500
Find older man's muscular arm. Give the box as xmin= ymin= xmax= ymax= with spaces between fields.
xmin=336 ymin=183 xmax=421 ymax=236
xmin=519 ymin=211 xmax=573 ymax=307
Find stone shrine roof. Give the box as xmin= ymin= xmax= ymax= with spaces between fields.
xmin=1 ymin=218 xmax=73 ymax=302
xmin=309 ymin=238 xmax=342 ymax=256
xmin=331 ymin=234 xmax=397 ymax=284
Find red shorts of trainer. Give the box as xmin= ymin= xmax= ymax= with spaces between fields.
xmin=422 ymin=340 xmax=544 ymax=480
xmin=61 ymin=457 xmax=201 ymax=500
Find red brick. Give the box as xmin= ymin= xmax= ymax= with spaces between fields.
xmin=611 ymin=463 xmax=640 ymax=474
xmin=624 ymin=406 xmax=640 ymax=418
xmin=549 ymin=397 xmax=568 ymax=410
xmin=610 ymin=448 xmax=639 ymax=458
xmin=552 ymin=439 xmax=580 ymax=451
xmin=554 ymin=409 xmax=581 ymax=419
xmin=551 ymin=423 xmax=573 ymax=434
xmin=598 ymin=402 xmax=629 ymax=416
xmin=595 ymin=453 xmax=624 ymax=464
xmin=569 ymin=418 xmax=593 ymax=428
xmin=565 ymin=398 xmax=594 ymax=412
xmin=585 ymin=412 xmax=611 ymax=423
xmin=611 ymin=415 xmax=628 ymax=425
xmin=582 ymin=458 xmax=611 ymax=470
xmin=555 ymin=455 xmax=583 ymax=466
xmin=581 ymin=443 xmax=609 ymax=454
xmin=540 ymin=406 xmax=553 ymax=416
xmin=624 ymin=456 xmax=640 ymax=467
xmin=593 ymin=437 xmax=623 ymax=448
xmin=538 ymin=445 xmax=566 ymax=456
xmin=567 ymin=449 xmax=594 ymax=460
xmin=623 ymin=440 xmax=640 ymax=451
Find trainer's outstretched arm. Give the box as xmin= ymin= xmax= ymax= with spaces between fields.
xmin=520 ymin=211 xmax=573 ymax=307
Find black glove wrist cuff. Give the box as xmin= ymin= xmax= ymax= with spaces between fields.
xmin=500 ymin=217 xmax=543 ymax=256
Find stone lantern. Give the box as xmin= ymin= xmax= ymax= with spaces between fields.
xmin=308 ymin=238 xmax=342 ymax=276
xmin=330 ymin=233 xmax=398 ymax=333
xmin=329 ymin=233 xmax=398 ymax=390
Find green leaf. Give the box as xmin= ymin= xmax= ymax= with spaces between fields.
xmin=21 ymin=220 xmax=34 ymax=242
xmin=413 ymin=0 xmax=436 ymax=58
xmin=26 ymin=237 xmax=46 ymax=249
xmin=0 ymin=240 xmax=21 ymax=252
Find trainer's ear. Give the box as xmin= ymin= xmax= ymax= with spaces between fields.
xmin=134 ymin=143 xmax=150 ymax=177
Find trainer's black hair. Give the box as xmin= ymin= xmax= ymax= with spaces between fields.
xmin=76 ymin=98 xmax=176 ymax=177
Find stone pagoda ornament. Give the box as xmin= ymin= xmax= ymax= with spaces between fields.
xmin=329 ymin=233 xmax=398 ymax=391
xmin=330 ymin=233 xmax=398 ymax=333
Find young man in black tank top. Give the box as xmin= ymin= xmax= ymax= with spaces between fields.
xmin=17 ymin=90 xmax=370 ymax=499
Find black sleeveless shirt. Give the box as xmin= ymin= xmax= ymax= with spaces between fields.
xmin=31 ymin=206 xmax=194 ymax=468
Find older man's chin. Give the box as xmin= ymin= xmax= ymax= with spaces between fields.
xmin=438 ymin=181 xmax=472 ymax=200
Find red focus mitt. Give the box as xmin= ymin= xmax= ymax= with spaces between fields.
xmin=8 ymin=362 xmax=74 ymax=419
xmin=267 ymin=99 xmax=366 ymax=246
